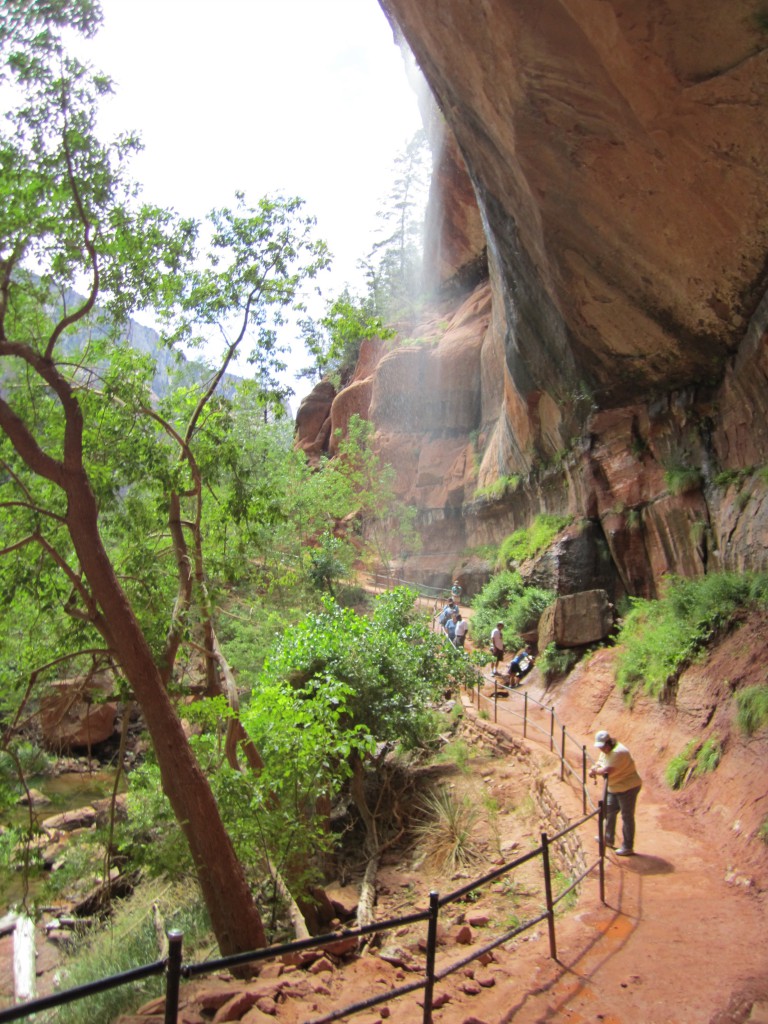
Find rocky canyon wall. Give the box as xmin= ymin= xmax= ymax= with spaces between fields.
xmin=296 ymin=0 xmax=768 ymax=599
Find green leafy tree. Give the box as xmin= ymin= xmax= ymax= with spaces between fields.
xmin=361 ymin=129 xmax=430 ymax=324
xmin=298 ymin=287 xmax=394 ymax=387
xmin=0 ymin=1 xmax=329 ymax=954
xmin=243 ymin=588 xmax=476 ymax=862
xmin=471 ymin=570 xmax=553 ymax=651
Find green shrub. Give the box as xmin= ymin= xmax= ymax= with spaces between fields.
xmin=470 ymin=570 xmax=553 ymax=650
xmin=735 ymin=686 xmax=768 ymax=735
xmin=0 ymin=741 xmax=54 ymax=785
xmin=665 ymin=741 xmax=697 ymax=790
xmin=116 ymin=760 xmax=192 ymax=880
xmin=664 ymin=464 xmax=703 ymax=496
xmin=615 ymin=572 xmax=768 ymax=699
xmin=714 ymin=468 xmax=746 ymax=489
xmin=758 ymin=816 xmax=768 ymax=844
xmin=694 ymin=737 xmax=722 ymax=776
xmin=433 ymin=739 xmax=472 ymax=772
xmin=473 ymin=474 xmax=521 ymax=502
xmin=497 ymin=514 xmax=573 ymax=567
xmin=538 ymin=643 xmax=580 ymax=682
xmin=664 ymin=737 xmax=721 ymax=788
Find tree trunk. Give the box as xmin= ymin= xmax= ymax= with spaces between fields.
xmin=67 ymin=477 xmax=266 ymax=955
xmin=348 ymin=752 xmax=380 ymax=936
xmin=356 ymin=850 xmax=380 ymax=934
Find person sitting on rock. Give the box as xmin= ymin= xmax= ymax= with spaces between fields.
xmin=506 ymin=645 xmax=535 ymax=685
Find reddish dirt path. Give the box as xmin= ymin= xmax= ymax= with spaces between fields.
xmin=463 ymin=647 xmax=768 ymax=1024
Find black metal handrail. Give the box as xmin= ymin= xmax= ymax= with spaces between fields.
xmin=0 ymin=801 xmax=607 ymax=1024
xmin=475 ymin=676 xmax=601 ymax=814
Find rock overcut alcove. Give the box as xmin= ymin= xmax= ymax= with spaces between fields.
xmin=296 ymin=0 xmax=768 ymax=597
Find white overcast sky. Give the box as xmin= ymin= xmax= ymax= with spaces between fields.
xmin=77 ymin=0 xmax=425 ymax=397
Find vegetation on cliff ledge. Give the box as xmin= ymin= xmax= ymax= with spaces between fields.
xmin=616 ymin=572 xmax=768 ymax=699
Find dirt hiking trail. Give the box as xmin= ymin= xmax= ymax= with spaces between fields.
xmin=154 ymin=639 xmax=767 ymax=1024
xmin=468 ymin=639 xmax=768 ymax=1024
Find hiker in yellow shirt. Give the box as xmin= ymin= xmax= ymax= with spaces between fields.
xmin=589 ymin=730 xmax=642 ymax=856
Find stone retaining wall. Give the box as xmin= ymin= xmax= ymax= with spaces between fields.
xmin=459 ymin=702 xmax=588 ymax=881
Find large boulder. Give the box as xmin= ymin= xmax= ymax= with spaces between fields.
xmin=39 ymin=674 xmax=118 ymax=752
xmin=537 ymin=590 xmax=615 ymax=649
xmin=519 ymin=520 xmax=619 ymax=600
xmin=294 ymin=380 xmax=335 ymax=465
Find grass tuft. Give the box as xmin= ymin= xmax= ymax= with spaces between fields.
xmin=412 ymin=786 xmax=480 ymax=872
xmin=694 ymin=737 xmax=722 ymax=776
xmin=538 ymin=643 xmax=580 ymax=682
xmin=664 ymin=464 xmax=703 ymax=496
xmin=497 ymin=514 xmax=573 ymax=567
xmin=54 ymin=879 xmax=211 ymax=1024
xmin=735 ymin=686 xmax=768 ymax=735
xmin=665 ymin=741 xmax=698 ymax=790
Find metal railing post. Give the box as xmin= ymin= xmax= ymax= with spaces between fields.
xmin=523 ymin=691 xmax=528 ymax=738
xmin=540 ymin=833 xmax=558 ymax=961
xmin=549 ymin=706 xmax=555 ymax=751
xmin=581 ymin=745 xmax=587 ymax=815
xmin=493 ymin=676 xmax=498 ymax=723
xmin=422 ymin=891 xmax=440 ymax=1024
xmin=598 ymin=800 xmax=606 ymax=904
xmin=165 ymin=930 xmax=183 ymax=1024
xmin=560 ymin=725 xmax=566 ymax=781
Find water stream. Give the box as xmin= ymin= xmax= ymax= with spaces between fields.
xmin=1 ymin=768 xmax=123 ymax=908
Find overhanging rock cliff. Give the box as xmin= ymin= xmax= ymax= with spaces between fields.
xmin=296 ymin=0 xmax=768 ymax=597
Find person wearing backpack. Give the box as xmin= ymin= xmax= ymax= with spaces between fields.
xmin=506 ymin=645 xmax=535 ymax=685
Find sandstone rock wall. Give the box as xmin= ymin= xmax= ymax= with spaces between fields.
xmin=296 ymin=2 xmax=768 ymax=597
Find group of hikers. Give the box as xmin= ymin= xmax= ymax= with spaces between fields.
xmin=435 ymin=582 xmax=642 ymax=856
xmin=435 ymin=583 xmax=536 ymax=686
xmin=435 ymin=593 xmax=468 ymax=648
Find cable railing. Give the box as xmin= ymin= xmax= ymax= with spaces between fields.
xmin=470 ymin=676 xmax=600 ymax=814
xmin=365 ymin=570 xmax=449 ymax=601
xmin=0 ymin=802 xmax=607 ymax=1024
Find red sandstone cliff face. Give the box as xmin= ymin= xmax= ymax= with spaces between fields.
xmin=296 ymin=1 xmax=768 ymax=596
